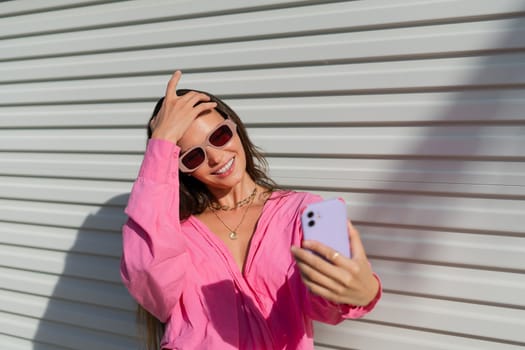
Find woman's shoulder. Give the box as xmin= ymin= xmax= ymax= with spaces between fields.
xmin=267 ymin=189 xmax=323 ymax=209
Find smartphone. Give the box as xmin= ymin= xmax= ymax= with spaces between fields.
xmin=301 ymin=198 xmax=351 ymax=259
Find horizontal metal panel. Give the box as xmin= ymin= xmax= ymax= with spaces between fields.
xmin=2 ymin=125 xmax=523 ymax=158
xmin=362 ymin=226 xmax=525 ymax=271
xmin=0 ymin=150 xmax=525 ymax=187
xmin=367 ymin=293 xmax=525 ymax=344
xmin=268 ymin=157 xmax=525 ymax=187
xmin=2 ymin=153 xmax=524 ymax=201
xmin=0 ymin=0 xmax=309 ymax=38
xmin=372 ymin=260 xmax=525 ymax=306
xmin=0 ymin=152 xmax=142 ymax=180
xmin=0 ymin=221 xmax=122 ymax=256
xmin=274 ymin=177 xmax=525 ymax=197
xmin=2 ymin=18 xmax=525 ymax=83
xmin=0 ymin=289 xmax=133 ymax=335
xmin=2 ymin=166 xmax=522 ymax=205
xmin=0 ymin=176 xmax=131 ymax=205
xmin=0 ymin=333 xmax=66 ymax=350
xmin=314 ymin=321 xmax=525 ymax=350
xmin=0 ymin=129 xmax=145 ymax=152
xmin=2 ymin=54 xmax=525 ymax=105
xmin=0 ymin=266 xmax=134 ymax=310
xmin=1 ymin=189 xmax=523 ymax=234
xmin=2 ymin=162 xmax=523 ymax=204
xmin=269 ymin=158 xmax=525 ymax=197
xmin=0 ymin=311 xmax=138 ymax=350
xmin=3 ymin=90 xmax=525 ymax=128
xmin=1 ymin=0 xmax=524 ymax=60
xmin=0 ymin=244 xmax=121 ymax=282
xmin=0 ymin=0 xmax=110 ymax=18
xmin=313 ymin=345 xmax=334 ymax=350
xmin=254 ymin=125 xmax=525 ymax=158
xmin=231 ymin=91 xmax=525 ymax=125
xmin=0 ymin=102 xmax=152 ymax=127
xmin=317 ymin=191 xmax=525 ymax=234
xmin=2 ymin=152 xmax=523 ymax=190
xmin=0 ymin=198 xmax=126 ymax=231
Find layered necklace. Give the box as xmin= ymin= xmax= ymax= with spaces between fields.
xmin=209 ymin=187 xmax=257 ymax=211
xmin=209 ymin=187 xmax=257 ymax=240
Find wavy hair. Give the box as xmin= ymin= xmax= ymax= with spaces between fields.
xmin=138 ymin=89 xmax=277 ymax=350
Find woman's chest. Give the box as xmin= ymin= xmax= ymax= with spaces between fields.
xmin=183 ymin=209 xmax=300 ymax=286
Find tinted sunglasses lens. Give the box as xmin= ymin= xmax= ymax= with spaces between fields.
xmin=209 ymin=125 xmax=233 ymax=147
xmin=181 ymin=148 xmax=205 ymax=170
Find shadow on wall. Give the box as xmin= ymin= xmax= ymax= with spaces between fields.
xmin=33 ymin=193 xmax=143 ymax=350
xmin=335 ymin=14 xmax=525 ymax=349
xmin=356 ymin=14 xmax=525 ymax=278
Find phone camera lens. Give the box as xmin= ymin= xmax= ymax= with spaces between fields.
xmin=307 ymin=211 xmax=314 ymax=218
xmin=308 ymin=220 xmax=315 ymax=227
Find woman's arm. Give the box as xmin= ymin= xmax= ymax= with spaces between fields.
xmin=121 ymin=71 xmax=217 ymax=321
xmin=120 ymin=139 xmax=189 ymax=322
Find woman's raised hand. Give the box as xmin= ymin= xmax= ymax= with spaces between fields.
xmin=291 ymin=221 xmax=380 ymax=307
xmin=150 ymin=71 xmax=218 ymax=143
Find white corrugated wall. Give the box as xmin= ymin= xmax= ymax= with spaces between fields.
xmin=1 ymin=0 xmax=524 ymax=349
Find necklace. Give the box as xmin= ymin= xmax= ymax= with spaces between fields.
xmin=210 ymin=188 xmax=257 ymax=240
xmin=210 ymin=187 xmax=257 ymax=211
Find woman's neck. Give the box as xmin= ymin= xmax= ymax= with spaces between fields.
xmin=208 ymin=180 xmax=259 ymax=211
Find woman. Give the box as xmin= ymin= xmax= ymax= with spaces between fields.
xmin=120 ymin=71 xmax=381 ymax=350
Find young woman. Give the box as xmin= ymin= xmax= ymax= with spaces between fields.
xmin=120 ymin=71 xmax=381 ymax=350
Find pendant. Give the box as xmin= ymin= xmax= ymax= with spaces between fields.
xmin=229 ymin=231 xmax=238 ymax=240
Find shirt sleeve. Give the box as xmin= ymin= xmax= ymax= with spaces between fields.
xmin=120 ymin=138 xmax=190 ymax=322
xmin=339 ymin=274 xmax=382 ymax=319
xmin=303 ymin=277 xmax=382 ymax=325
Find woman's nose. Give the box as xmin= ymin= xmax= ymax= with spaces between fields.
xmin=205 ymin=146 xmax=223 ymax=166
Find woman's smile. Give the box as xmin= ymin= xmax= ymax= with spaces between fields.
xmin=213 ymin=157 xmax=235 ymax=176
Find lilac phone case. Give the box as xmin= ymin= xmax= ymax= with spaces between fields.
xmin=301 ymin=198 xmax=351 ymax=258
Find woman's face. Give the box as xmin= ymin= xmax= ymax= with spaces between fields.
xmin=178 ymin=109 xmax=248 ymax=190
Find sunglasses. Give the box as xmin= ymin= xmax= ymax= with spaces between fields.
xmin=179 ymin=119 xmax=237 ymax=173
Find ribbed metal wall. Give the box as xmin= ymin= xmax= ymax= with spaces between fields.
xmin=1 ymin=1 xmax=524 ymax=349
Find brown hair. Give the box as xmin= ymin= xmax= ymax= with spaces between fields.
xmin=138 ymin=89 xmax=277 ymax=350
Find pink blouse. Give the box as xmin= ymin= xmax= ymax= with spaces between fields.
xmin=121 ymin=139 xmax=381 ymax=349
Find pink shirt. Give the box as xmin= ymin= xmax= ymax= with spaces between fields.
xmin=121 ymin=139 xmax=381 ymax=349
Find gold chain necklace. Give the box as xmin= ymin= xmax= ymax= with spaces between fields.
xmin=209 ymin=188 xmax=257 ymax=240
xmin=209 ymin=187 xmax=257 ymax=211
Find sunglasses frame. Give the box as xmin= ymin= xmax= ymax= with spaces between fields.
xmin=179 ymin=118 xmax=237 ymax=173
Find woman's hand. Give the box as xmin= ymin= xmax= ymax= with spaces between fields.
xmin=291 ymin=221 xmax=379 ymax=306
xmin=150 ymin=71 xmax=217 ymax=143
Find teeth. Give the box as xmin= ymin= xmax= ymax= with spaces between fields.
xmin=216 ymin=158 xmax=234 ymax=174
